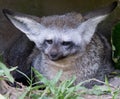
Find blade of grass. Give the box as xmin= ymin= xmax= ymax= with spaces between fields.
xmin=18 ymin=86 xmax=31 ymax=99
xmin=51 ymin=70 xmax=62 ymax=85
xmin=16 ymin=70 xmax=31 ymax=83
xmin=0 ymin=62 xmax=14 ymax=83
xmin=0 ymin=94 xmax=6 ymax=99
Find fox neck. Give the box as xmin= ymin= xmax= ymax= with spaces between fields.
xmin=42 ymin=52 xmax=83 ymax=71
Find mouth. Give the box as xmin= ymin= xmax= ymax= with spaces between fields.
xmin=49 ymin=55 xmax=67 ymax=61
xmin=49 ymin=57 xmax=59 ymax=61
xmin=44 ymin=53 xmax=69 ymax=61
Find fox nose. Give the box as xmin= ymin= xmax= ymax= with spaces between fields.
xmin=49 ymin=53 xmax=59 ymax=61
xmin=50 ymin=53 xmax=58 ymax=60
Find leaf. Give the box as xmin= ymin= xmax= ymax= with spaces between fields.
xmin=0 ymin=54 xmax=3 ymax=62
xmin=32 ymin=67 xmax=49 ymax=85
xmin=16 ymin=69 xmax=31 ymax=83
xmin=88 ymin=85 xmax=110 ymax=95
xmin=0 ymin=94 xmax=6 ymax=99
xmin=111 ymin=22 xmax=120 ymax=69
xmin=0 ymin=62 xmax=15 ymax=83
xmin=51 ymin=70 xmax=62 ymax=85
xmin=18 ymin=86 xmax=31 ymax=99
xmin=112 ymin=89 xmax=120 ymax=99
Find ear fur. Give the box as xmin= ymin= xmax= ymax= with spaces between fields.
xmin=3 ymin=9 xmax=44 ymax=42
xmin=80 ymin=1 xmax=117 ymax=44
xmin=79 ymin=15 xmax=107 ymax=44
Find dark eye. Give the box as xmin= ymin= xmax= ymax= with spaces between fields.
xmin=61 ymin=41 xmax=73 ymax=46
xmin=45 ymin=40 xmax=53 ymax=44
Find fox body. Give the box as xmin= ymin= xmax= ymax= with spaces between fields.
xmin=3 ymin=2 xmax=117 ymax=87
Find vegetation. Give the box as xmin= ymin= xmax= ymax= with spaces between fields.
xmin=0 ymin=61 xmax=120 ymax=99
xmin=112 ymin=22 xmax=120 ymax=69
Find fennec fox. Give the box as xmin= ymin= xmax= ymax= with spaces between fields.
xmin=3 ymin=2 xmax=117 ymax=87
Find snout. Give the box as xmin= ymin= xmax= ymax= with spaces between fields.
xmin=49 ymin=52 xmax=60 ymax=61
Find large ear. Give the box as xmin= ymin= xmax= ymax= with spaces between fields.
xmin=79 ymin=1 xmax=117 ymax=44
xmin=2 ymin=9 xmax=44 ymax=42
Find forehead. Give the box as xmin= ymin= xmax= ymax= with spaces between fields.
xmin=39 ymin=27 xmax=82 ymax=45
xmin=40 ymin=12 xmax=83 ymax=29
xmin=36 ymin=12 xmax=83 ymax=44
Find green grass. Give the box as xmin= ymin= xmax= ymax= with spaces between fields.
xmin=0 ymin=58 xmax=120 ymax=99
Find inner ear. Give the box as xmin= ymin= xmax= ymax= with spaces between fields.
xmin=78 ymin=14 xmax=108 ymax=44
xmin=3 ymin=9 xmax=45 ymax=42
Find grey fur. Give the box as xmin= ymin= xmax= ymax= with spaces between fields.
xmin=3 ymin=1 xmax=117 ymax=87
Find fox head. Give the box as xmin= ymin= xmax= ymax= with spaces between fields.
xmin=3 ymin=2 xmax=117 ymax=61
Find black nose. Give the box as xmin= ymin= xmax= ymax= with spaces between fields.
xmin=50 ymin=53 xmax=58 ymax=59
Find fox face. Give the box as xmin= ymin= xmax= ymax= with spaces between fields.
xmin=3 ymin=2 xmax=117 ymax=60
